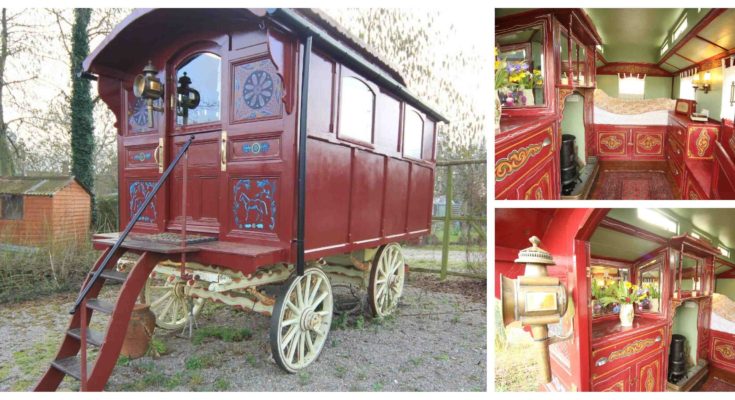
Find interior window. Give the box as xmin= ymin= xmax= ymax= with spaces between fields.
xmin=618 ymin=74 xmax=645 ymax=99
xmin=679 ymin=75 xmax=696 ymax=100
xmin=338 ymin=76 xmax=374 ymax=143
xmin=0 ymin=194 xmax=23 ymax=220
xmin=404 ymin=110 xmax=423 ymax=159
xmin=176 ymin=52 xmax=221 ymax=126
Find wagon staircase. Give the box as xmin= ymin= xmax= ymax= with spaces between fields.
xmin=34 ymin=136 xmax=198 ymax=392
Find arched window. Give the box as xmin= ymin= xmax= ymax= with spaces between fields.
xmin=176 ymin=52 xmax=221 ymax=125
xmin=338 ymin=76 xmax=375 ymax=143
xmin=403 ymin=110 xmax=424 ymax=159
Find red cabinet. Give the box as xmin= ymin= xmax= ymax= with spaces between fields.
xmin=495 ymin=121 xmax=559 ymax=199
xmin=591 ymin=368 xmax=631 ymax=392
xmin=683 ymin=171 xmax=709 ymax=200
xmin=595 ymin=125 xmax=666 ymax=161
xmin=634 ymin=350 xmax=665 ymax=392
xmin=710 ymin=330 xmax=735 ymax=374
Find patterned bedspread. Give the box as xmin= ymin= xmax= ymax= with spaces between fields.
xmin=594 ymin=89 xmax=676 ymax=115
xmin=714 ymin=293 xmax=735 ymax=321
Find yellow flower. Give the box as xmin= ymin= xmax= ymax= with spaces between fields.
xmin=625 ymin=281 xmax=632 ymax=289
xmin=631 ymin=284 xmax=639 ymax=292
xmin=495 ymin=60 xmax=500 ymax=69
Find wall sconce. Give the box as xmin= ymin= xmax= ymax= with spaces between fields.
xmin=729 ymin=81 xmax=734 ymax=106
xmin=176 ymin=72 xmax=200 ymax=125
xmin=500 ymin=236 xmax=572 ymax=384
xmin=693 ymin=71 xmax=711 ymax=94
xmin=133 ymin=60 xmax=165 ymax=128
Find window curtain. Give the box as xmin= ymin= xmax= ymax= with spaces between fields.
xmin=618 ymin=73 xmax=645 ymax=99
xmin=721 ymin=56 xmax=735 ymax=121
xmin=679 ymin=68 xmax=696 ymax=101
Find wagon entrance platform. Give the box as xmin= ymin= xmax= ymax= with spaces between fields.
xmin=92 ymin=232 xmax=288 ymax=274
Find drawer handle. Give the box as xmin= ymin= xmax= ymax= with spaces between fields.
xmin=673 ymin=169 xmax=678 ymax=176
xmin=655 ymin=336 xmax=662 ymax=343
xmin=676 ymin=148 xmax=681 ymax=155
xmin=595 ymin=357 xmax=608 ymax=367
xmin=542 ymin=138 xmax=551 ymax=147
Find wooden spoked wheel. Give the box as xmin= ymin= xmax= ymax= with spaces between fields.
xmin=368 ymin=243 xmax=406 ymax=318
xmin=270 ymin=268 xmax=333 ymax=373
xmin=144 ymin=273 xmax=204 ymax=330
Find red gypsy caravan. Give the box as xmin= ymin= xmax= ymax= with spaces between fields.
xmin=34 ymin=8 xmax=447 ymax=391
xmin=496 ymin=208 xmax=735 ymax=391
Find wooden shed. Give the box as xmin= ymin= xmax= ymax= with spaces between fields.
xmin=0 ymin=176 xmax=91 ymax=247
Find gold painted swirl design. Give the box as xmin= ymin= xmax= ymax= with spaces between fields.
xmin=607 ymin=338 xmax=656 ymax=362
xmin=716 ymin=344 xmax=735 ymax=360
xmin=601 ymin=135 xmax=623 ymax=150
xmin=696 ymin=129 xmax=711 ymax=157
xmin=495 ymin=143 xmax=543 ymax=182
xmin=637 ymin=135 xmax=661 ymax=152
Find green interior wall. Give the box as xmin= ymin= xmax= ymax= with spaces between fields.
xmin=596 ymin=75 xmax=673 ymax=98
xmin=694 ymin=66 xmax=723 ymax=121
xmin=672 ymin=301 xmax=699 ymax=366
xmin=716 ymin=278 xmax=735 ymax=301
xmin=560 ymin=93 xmax=585 ymax=163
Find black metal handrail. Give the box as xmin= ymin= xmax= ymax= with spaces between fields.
xmin=69 ymin=135 xmax=196 ymax=314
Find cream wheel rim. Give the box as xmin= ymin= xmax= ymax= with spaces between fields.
xmin=370 ymin=243 xmax=405 ymax=317
xmin=144 ymin=274 xmax=204 ymax=330
xmin=273 ymin=269 xmax=333 ymax=372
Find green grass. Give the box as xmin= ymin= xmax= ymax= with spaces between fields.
xmin=298 ymin=371 xmax=311 ymax=386
xmin=116 ymin=355 xmax=131 ymax=366
xmin=245 ymin=354 xmax=257 ymax=368
xmin=147 ymin=337 xmax=168 ymax=357
xmin=334 ymin=365 xmax=347 ymax=378
xmin=11 ymin=336 xmax=59 ymax=391
xmin=213 ymin=377 xmax=230 ymax=391
xmin=495 ymin=340 xmax=541 ymax=392
xmin=192 ymin=325 xmax=252 ymax=345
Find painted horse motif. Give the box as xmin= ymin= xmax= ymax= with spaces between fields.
xmin=233 ymin=178 xmax=276 ymax=230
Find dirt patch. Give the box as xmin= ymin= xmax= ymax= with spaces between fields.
xmin=409 ymin=273 xmax=487 ymax=304
xmin=0 ymin=273 xmax=486 ymax=392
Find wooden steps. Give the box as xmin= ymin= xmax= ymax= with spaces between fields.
xmin=67 ymin=328 xmax=105 ymax=347
xmin=51 ymin=357 xmax=93 ymax=381
xmin=89 ymin=269 xmax=128 ymax=284
xmin=85 ymin=299 xmax=114 ymax=314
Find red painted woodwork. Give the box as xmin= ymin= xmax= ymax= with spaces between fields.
xmin=591 ymin=367 xmax=631 ymax=391
xmin=634 ymin=349 xmax=665 ymax=392
xmin=597 ymin=129 xmax=627 ymax=158
xmin=710 ymin=330 xmax=735 ymax=374
xmin=495 ymin=120 xmax=558 ymax=199
xmin=594 ymin=125 xmax=667 ymax=161
xmin=658 ymin=9 xmax=728 ymax=70
xmin=632 ymin=129 xmax=665 ymax=159
xmin=82 ymin=9 xmax=441 ymax=274
xmin=674 ymin=99 xmax=697 ymax=117
xmin=596 ymin=62 xmax=672 ymax=77
xmin=712 ymin=142 xmax=735 ymax=199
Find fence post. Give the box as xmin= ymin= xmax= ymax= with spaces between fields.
xmin=440 ymin=165 xmax=453 ymax=280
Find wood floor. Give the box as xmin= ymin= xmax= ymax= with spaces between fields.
xmin=589 ymin=161 xmax=681 ymax=199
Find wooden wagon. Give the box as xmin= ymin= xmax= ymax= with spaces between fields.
xmin=35 ymin=8 xmax=446 ymax=391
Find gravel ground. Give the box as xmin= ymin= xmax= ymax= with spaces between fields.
xmin=0 ymin=273 xmax=486 ymax=392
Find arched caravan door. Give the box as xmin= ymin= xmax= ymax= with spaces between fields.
xmin=166 ymin=38 xmax=227 ymax=235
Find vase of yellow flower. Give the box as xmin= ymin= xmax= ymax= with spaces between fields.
xmin=598 ymin=280 xmax=648 ymax=327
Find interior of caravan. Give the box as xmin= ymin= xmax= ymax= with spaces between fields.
xmin=495 ymin=8 xmax=735 ymax=200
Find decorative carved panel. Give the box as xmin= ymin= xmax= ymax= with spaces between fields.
xmin=232 ymin=59 xmax=284 ymax=123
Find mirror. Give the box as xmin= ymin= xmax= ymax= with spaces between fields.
xmin=590 ymin=262 xmax=630 ymax=317
xmin=677 ymin=254 xmax=703 ymax=295
xmin=560 ymin=31 xmax=569 ymax=84
xmin=637 ymin=259 xmax=662 ymax=314
xmin=574 ymin=41 xmax=587 ymax=85
xmin=496 ymin=24 xmax=546 ymax=108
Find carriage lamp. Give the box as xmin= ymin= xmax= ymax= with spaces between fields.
xmin=176 ymin=72 xmax=200 ymax=125
xmin=500 ymin=236 xmax=571 ymax=384
xmin=133 ymin=60 xmax=165 ymax=128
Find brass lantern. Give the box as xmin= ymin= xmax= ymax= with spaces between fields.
xmin=133 ymin=60 xmax=165 ymax=128
xmin=176 ymin=72 xmax=200 ymax=125
xmin=500 ymin=236 xmax=571 ymax=384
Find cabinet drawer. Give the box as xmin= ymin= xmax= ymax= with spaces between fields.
xmin=667 ymin=135 xmax=684 ymax=166
xmin=495 ymin=125 xmax=554 ymax=198
xmin=711 ymin=335 xmax=735 ymax=371
xmin=516 ymin=158 xmax=555 ymax=200
xmin=666 ymin=154 xmax=684 ymax=188
xmin=591 ymin=327 xmax=665 ymax=380
xmin=670 ymin=123 xmax=685 ymax=144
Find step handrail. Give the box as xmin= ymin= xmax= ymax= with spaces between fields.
xmin=69 ymin=135 xmax=196 ymax=314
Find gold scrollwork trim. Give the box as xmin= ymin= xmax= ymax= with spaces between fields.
xmin=642 ymin=361 xmax=658 ymax=392
xmin=637 ymin=135 xmax=661 ymax=152
xmin=496 ymin=143 xmax=544 ymax=182
xmin=524 ymin=173 xmax=550 ymax=200
xmin=696 ymin=129 xmax=711 ymax=157
xmin=608 ymin=338 xmax=656 ymax=362
xmin=716 ymin=343 xmax=735 ymax=360
xmin=600 ymin=134 xmax=623 ymax=151
xmin=603 ymin=381 xmax=625 ymax=392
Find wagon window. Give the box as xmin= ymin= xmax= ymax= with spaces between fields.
xmin=338 ymin=76 xmax=374 ymax=143
xmin=176 ymin=52 xmax=221 ymax=126
xmin=0 ymin=194 xmax=23 ymax=220
xmin=403 ymin=110 xmax=423 ymax=159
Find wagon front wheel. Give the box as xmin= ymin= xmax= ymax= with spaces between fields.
xmin=368 ymin=243 xmax=406 ymax=318
xmin=144 ymin=272 xmax=204 ymax=330
xmin=270 ymin=268 xmax=333 ymax=373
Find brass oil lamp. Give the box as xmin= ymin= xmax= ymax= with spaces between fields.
xmin=133 ymin=60 xmax=165 ymax=128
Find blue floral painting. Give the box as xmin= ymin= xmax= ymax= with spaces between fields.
xmin=129 ymin=181 xmax=157 ymax=223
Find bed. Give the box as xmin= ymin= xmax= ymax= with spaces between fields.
xmin=593 ymin=89 xmax=676 ymax=126
xmin=710 ymin=293 xmax=735 ymax=373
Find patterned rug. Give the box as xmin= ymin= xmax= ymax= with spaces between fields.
xmin=591 ymin=170 xmax=674 ymax=200
xmin=699 ymin=376 xmax=735 ymax=391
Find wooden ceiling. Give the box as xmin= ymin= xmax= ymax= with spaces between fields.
xmin=658 ymin=9 xmax=735 ymax=73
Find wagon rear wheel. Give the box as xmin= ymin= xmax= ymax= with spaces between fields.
xmin=368 ymin=243 xmax=405 ymax=318
xmin=144 ymin=272 xmax=204 ymax=330
xmin=270 ymin=268 xmax=333 ymax=373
